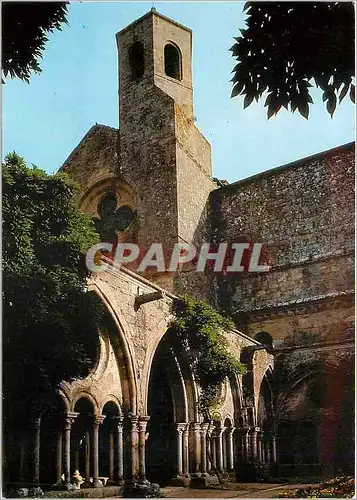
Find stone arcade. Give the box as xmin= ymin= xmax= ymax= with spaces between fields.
xmin=4 ymin=9 xmax=354 ymax=495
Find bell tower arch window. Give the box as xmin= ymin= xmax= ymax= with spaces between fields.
xmin=164 ymin=42 xmax=182 ymax=80
xmin=129 ymin=41 xmax=145 ymax=80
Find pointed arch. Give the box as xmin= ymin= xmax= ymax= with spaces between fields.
xmin=88 ymin=282 xmax=138 ymax=414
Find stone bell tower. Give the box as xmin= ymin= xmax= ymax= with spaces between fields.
xmin=116 ymin=10 xmax=216 ymax=293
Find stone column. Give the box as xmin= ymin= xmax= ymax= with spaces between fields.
xmin=250 ymin=427 xmax=258 ymax=461
xmin=190 ymin=423 xmax=201 ymax=476
xmin=215 ymin=426 xmax=225 ymax=473
xmin=138 ymin=416 xmax=150 ymax=482
xmin=243 ymin=428 xmax=250 ymax=461
xmin=271 ymin=434 xmax=277 ymax=463
xmin=129 ymin=415 xmax=139 ymax=480
xmin=115 ymin=417 xmax=124 ymax=483
xmin=55 ymin=426 xmax=63 ymax=485
xmin=200 ymin=423 xmax=209 ymax=476
xmin=19 ymin=438 xmax=27 ymax=484
xmin=92 ymin=415 xmax=105 ymax=487
xmin=109 ymin=429 xmax=115 ymax=481
xmin=211 ymin=434 xmax=217 ymax=469
xmin=182 ymin=423 xmax=190 ymax=476
xmin=257 ymin=431 xmax=263 ymax=462
xmin=175 ymin=424 xmax=185 ymax=477
xmin=206 ymin=426 xmax=213 ymax=472
xmin=222 ymin=431 xmax=227 ymax=471
xmin=265 ymin=439 xmax=271 ymax=464
xmin=28 ymin=416 xmax=41 ymax=488
xmin=63 ymin=412 xmax=79 ymax=486
xmin=84 ymin=430 xmax=91 ymax=482
xmin=226 ymin=427 xmax=235 ymax=470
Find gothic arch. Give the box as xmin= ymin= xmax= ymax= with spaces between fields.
xmin=228 ymin=373 xmax=244 ymax=425
xmin=257 ymin=372 xmax=274 ymax=431
xmin=88 ymin=282 xmax=138 ymax=414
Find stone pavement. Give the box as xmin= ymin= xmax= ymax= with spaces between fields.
xmin=162 ymin=482 xmax=319 ymax=498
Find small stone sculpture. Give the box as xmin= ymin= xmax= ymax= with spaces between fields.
xmin=71 ymin=470 xmax=84 ymax=489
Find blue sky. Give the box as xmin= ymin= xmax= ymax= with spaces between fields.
xmin=3 ymin=1 xmax=355 ymax=182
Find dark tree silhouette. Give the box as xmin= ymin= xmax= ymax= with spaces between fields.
xmin=2 ymin=2 xmax=68 ymax=82
xmin=230 ymin=2 xmax=355 ymax=119
xmin=2 ymin=152 xmax=103 ymax=417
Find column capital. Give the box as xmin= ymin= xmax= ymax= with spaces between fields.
xmin=128 ymin=414 xmax=139 ymax=433
xmin=128 ymin=413 xmax=139 ymax=424
xmin=64 ymin=412 xmax=79 ymax=429
xmin=200 ymin=422 xmax=210 ymax=433
xmin=111 ymin=415 xmax=124 ymax=424
xmin=139 ymin=415 xmax=150 ymax=422
xmin=93 ymin=414 xmax=105 ymax=426
xmin=28 ymin=415 xmax=42 ymax=428
xmin=176 ymin=423 xmax=187 ymax=434
xmin=214 ymin=426 xmax=226 ymax=437
xmin=138 ymin=417 xmax=150 ymax=433
xmin=190 ymin=422 xmax=201 ymax=432
xmin=226 ymin=426 xmax=236 ymax=435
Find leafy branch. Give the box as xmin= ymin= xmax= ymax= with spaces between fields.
xmin=230 ymin=2 xmax=355 ymax=119
xmin=170 ymin=296 xmax=247 ymax=412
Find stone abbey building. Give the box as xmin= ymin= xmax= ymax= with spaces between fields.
xmin=5 ymin=10 xmax=355 ymax=494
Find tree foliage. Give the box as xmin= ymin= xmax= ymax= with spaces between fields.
xmin=2 ymin=2 xmax=68 ymax=82
xmin=230 ymin=2 xmax=355 ymax=119
xmin=170 ymin=297 xmax=246 ymax=412
xmin=2 ymin=153 xmax=103 ymax=416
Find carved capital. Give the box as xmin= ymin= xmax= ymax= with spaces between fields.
xmin=128 ymin=414 xmax=139 ymax=432
xmin=112 ymin=415 xmax=124 ymax=431
xmin=200 ymin=422 xmax=209 ymax=434
xmin=93 ymin=415 xmax=105 ymax=427
xmin=176 ymin=423 xmax=187 ymax=434
xmin=190 ymin=422 xmax=201 ymax=433
xmin=64 ymin=412 xmax=79 ymax=430
xmin=138 ymin=416 xmax=150 ymax=433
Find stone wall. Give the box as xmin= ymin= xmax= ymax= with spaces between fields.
xmin=212 ymin=143 xmax=355 ymax=345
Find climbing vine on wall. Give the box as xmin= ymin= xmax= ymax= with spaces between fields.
xmin=170 ymin=297 xmax=247 ymax=413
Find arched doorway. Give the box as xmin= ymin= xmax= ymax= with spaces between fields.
xmin=99 ymin=401 xmax=122 ymax=485
xmin=72 ymin=397 xmax=95 ymax=484
xmin=146 ymin=334 xmax=188 ymax=486
xmin=257 ymin=374 xmax=275 ymax=464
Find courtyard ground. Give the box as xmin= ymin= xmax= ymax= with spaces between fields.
xmin=162 ymin=482 xmax=320 ymax=498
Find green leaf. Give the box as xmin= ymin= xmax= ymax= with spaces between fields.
xmin=350 ymin=84 xmax=355 ymax=104
xmin=339 ymin=82 xmax=350 ymax=103
xmin=298 ymin=101 xmax=309 ymax=119
xmin=326 ymin=93 xmax=337 ymax=117
xmin=231 ymin=81 xmax=244 ymax=97
xmin=243 ymin=93 xmax=254 ymax=109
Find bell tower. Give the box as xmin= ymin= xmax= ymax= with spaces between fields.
xmin=116 ymin=10 xmax=216 ymax=293
xmin=117 ymin=8 xmax=193 ymax=120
